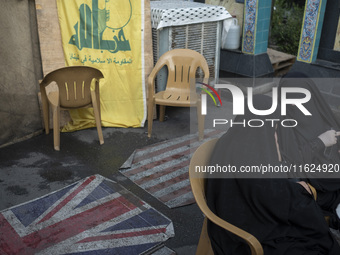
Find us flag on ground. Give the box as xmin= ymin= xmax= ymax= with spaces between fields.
xmin=120 ymin=130 xmax=223 ymax=208
xmin=0 ymin=174 xmax=174 ymax=254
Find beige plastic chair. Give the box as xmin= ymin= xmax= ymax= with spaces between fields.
xmin=147 ymin=49 xmax=209 ymax=140
xmin=189 ymin=138 xmax=264 ymax=255
xmin=40 ymin=66 xmax=104 ymax=151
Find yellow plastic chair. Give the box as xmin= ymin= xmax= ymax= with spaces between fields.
xmin=189 ymin=138 xmax=264 ymax=255
xmin=147 ymin=49 xmax=209 ymax=140
xmin=40 ymin=66 xmax=104 ymax=151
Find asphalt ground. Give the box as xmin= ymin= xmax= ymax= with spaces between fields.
xmin=3 ymin=84 xmax=340 ymax=253
xmin=0 ymin=88 xmax=235 ymax=254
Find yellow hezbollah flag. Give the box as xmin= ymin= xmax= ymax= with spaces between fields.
xmin=56 ymin=0 xmax=146 ymax=130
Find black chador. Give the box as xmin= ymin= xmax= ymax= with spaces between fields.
xmin=278 ymin=72 xmax=340 ymax=229
xmin=206 ymin=94 xmax=340 ymax=255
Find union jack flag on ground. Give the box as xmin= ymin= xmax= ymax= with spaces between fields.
xmin=0 ymin=174 xmax=174 ymax=254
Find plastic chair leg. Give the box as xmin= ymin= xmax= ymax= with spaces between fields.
xmin=52 ymin=106 xmax=60 ymax=151
xmin=95 ymin=88 xmax=101 ymax=120
xmin=40 ymin=92 xmax=50 ymax=134
xmin=196 ymin=218 xmax=214 ymax=255
xmin=197 ymin=100 xmax=205 ymax=141
xmin=147 ymin=100 xmax=155 ymax=138
xmin=93 ymin=107 xmax=104 ymax=145
xmin=91 ymin=91 xmax=104 ymax=145
xmin=159 ymin=105 xmax=166 ymax=122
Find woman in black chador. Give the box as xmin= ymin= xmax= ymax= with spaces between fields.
xmin=278 ymin=72 xmax=340 ymax=229
xmin=206 ymin=94 xmax=340 ymax=255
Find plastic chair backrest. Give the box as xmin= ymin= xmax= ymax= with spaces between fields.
xmin=189 ymin=138 xmax=263 ymax=255
xmin=157 ymin=49 xmax=209 ymax=101
xmin=40 ymin=66 xmax=104 ymax=108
